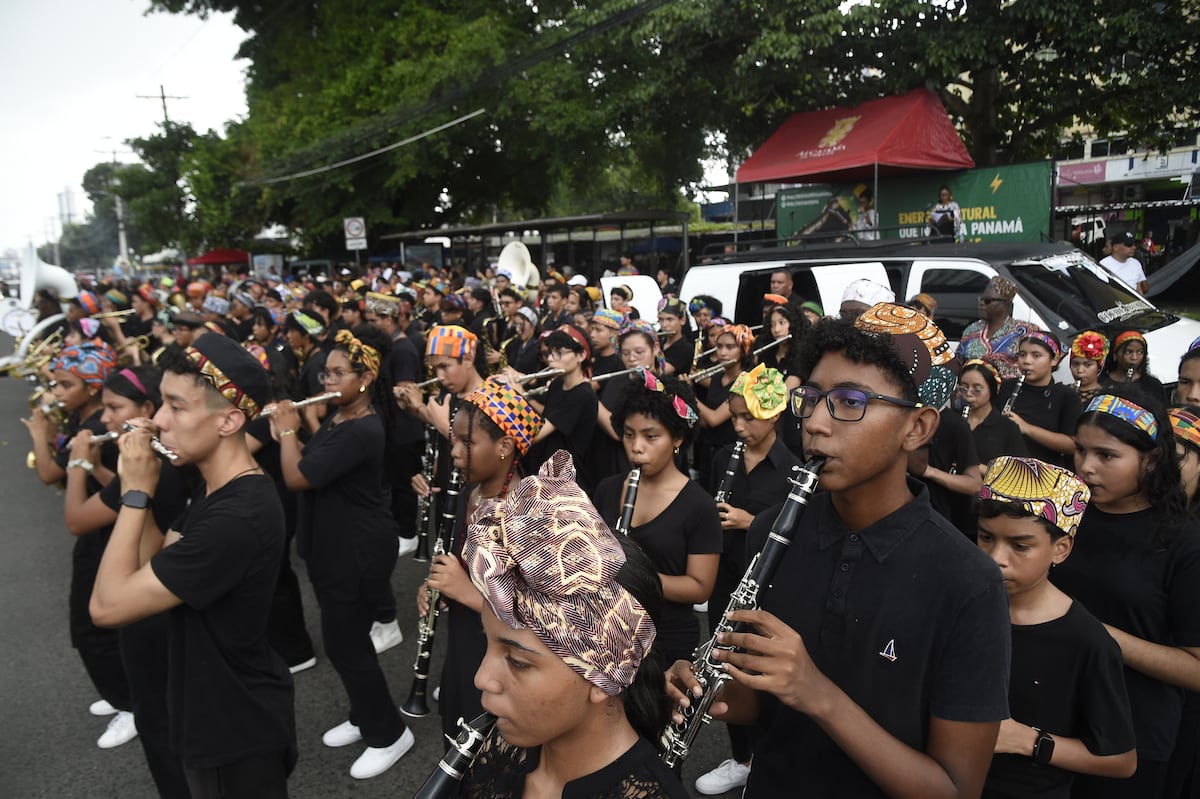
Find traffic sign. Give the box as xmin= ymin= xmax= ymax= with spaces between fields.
xmin=346 ymin=237 xmax=368 ymax=251
xmin=343 ymin=217 xmax=366 ymax=238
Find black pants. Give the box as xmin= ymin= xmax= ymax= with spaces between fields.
xmin=388 ymin=440 xmax=423 ymax=540
xmin=266 ymin=496 xmax=315 ymax=668
xmin=70 ymin=536 xmax=131 ymax=711
xmin=314 ymin=583 xmax=406 ymax=748
xmin=184 ymin=750 xmax=290 ymax=799
xmin=120 ymin=615 xmax=190 ymax=798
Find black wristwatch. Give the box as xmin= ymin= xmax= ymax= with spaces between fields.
xmin=1032 ymin=728 xmax=1055 ymax=765
xmin=121 ymin=490 xmax=153 ymax=510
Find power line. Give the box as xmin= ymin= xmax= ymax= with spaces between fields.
xmin=137 ymin=85 xmax=189 ymax=125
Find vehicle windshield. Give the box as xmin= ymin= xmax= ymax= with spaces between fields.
xmin=1010 ymin=251 xmax=1176 ymax=333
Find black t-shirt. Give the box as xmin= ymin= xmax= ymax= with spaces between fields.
xmin=984 ymin=601 xmax=1135 ymax=799
xmin=1100 ymin=371 xmax=1168 ymax=406
xmin=524 ymin=379 xmax=598 ymax=490
xmin=59 ymin=410 xmax=118 ymax=556
xmin=296 ymin=345 xmax=329 ymax=401
xmin=662 ymin=338 xmax=692 ymax=376
xmin=593 ymin=476 xmax=722 ymax=663
xmin=999 ymin=379 xmax=1080 ymax=468
xmin=924 ymin=409 xmax=982 ymax=536
xmin=386 ymin=333 xmax=426 ymax=444
xmin=463 ymin=733 xmax=689 ymax=799
xmin=592 ymin=352 xmax=623 ymax=378
xmin=744 ymin=481 xmax=1011 ymax=797
xmin=150 ymin=474 xmax=294 ymax=769
xmin=296 ymin=413 xmax=399 ymax=599
xmin=98 ymin=456 xmax=193 ymax=534
xmin=698 ymin=374 xmax=739 ymax=448
xmin=970 ymin=406 xmax=1029 ymax=465
xmin=1051 ymin=508 xmax=1200 ymax=761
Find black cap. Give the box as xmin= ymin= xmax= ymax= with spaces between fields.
xmin=172 ymin=311 xmax=204 ymax=329
xmin=1113 ymin=231 xmax=1137 ymax=247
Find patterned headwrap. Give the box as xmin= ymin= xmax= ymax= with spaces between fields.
xmin=641 ymin=367 xmax=699 ymax=427
xmin=762 ymin=294 xmax=788 ymax=307
xmin=988 ymin=276 xmax=1018 ymax=301
xmin=1113 ymin=330 xmax=1146 ymax=353
xmin=426 ymin=324 xmax=478 ymax=360
xmin=52 ymin=342 xmax=117 ymax=388
xmin=334 ymin=329 xmax=381 ymax=378
xmin=78 ymin=317 xmax=101 ymax=340
xmin=1086 ymin=394 xmax=1158 ymax=440
xmin=202 ymin=295 xmax=231 ymax=316
xmin=979 ymin=456 xmax=1090 ymax=538
xmin=1071 ymin=330 xmax=1109 ymax=363
xmin=465 ymin=377 xmax=544 ymax=455
xmin=426 ymin=278 xmax=449 ymax=297
xmin=854 ymin=302 xmax=959 ymax=408
xmin=1021 ymin=331 xmax=1061 ymax=359
xmin=730 ymin=363 xmax=788 ymax=419
xmin=657 ymin=297 xmax=687 ymax=318
xmin=464 ymin=451 xmax=655 ymax=696
xmin=1170 ymin=408 xmax=1200 ymax=450
xmin=286 ymin=309 xmax=326 ymax=337
xmin=75 ymin=291 xmax=101 ymax=316
xmin=136 ymin=284 xmax=157 ymax=306
xmin=365 ymin=291 xmax=401 ymax=317
xmin=104 ymin=289 xmax=129 ymax=308
xmin=591 ymin=308 xmax=624 ymax=331
xmin=687 ymin=297 xmax=709 ymax=315
xmin=707 ymin=317 xmax=730 ymax=330
xmin=231 ymin=290 xmax=256 ymax=310
xmin=183 ymin=333 xmax=272 ymax=419
xmin=720 ymin=324 xmax=756 ymax=354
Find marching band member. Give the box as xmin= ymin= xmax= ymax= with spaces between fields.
xmin=694 ymin=323 xmax=755 ymax=492
xmin=282 ymin=309 xmax=330 ymax=433
xmin=658 ymin=297 xmax=692 ymax=376
xmin=458 ymin=451 xmax=689 ymax=798
xmin=594 ymin=371 xmax=720 ymax=665
xmin=90 ymin=335 xmax=296 ymax=799
xmin=1069 ymin=330 xmax=1108 ymax=407
xmin=1101 ymin=330 xmax=1168 ymax=405
xmin=516 ymin=324 xmax=597 ymax=486
xmin=588 ymin=307 xmax=625 ymax=381
xmin=271 ymin=329 xmax=414 ymax=780
xmin=1001 ymin=332 xmax=1080 ymax=469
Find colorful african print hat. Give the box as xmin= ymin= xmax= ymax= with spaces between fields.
xmin=184 ymin=333 xmax=272 ymax=419
xmin=730 ymin=363 xmax=787 ymax=419
xmin=365 ymin=291 xmax=401 ymax=317
xmin=52 ymin=342 xmax=117 ymax=388
xmin=334 ymin=329 xmax=380 ymax=378
xmin=854 ymin=302 xmax=959 ymax=408
xmin=464 ymin=451 xmax=655 ymax=696
xmin=426 ymin=324 xmax=478 ymax=360
xmin=1086 ymin=394 xmax=1158 ymax=440
xmin=1170 ymin=408 xmax=1200 ymax=450
xmin=591 ymin=308 xmax=624 ymax=330
xmin=465 ymin=377 xmax=544 ymax=455
xmin=979 ymin=456 xmax=1090 ymax=538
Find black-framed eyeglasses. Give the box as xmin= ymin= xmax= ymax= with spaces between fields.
xmin=789 ymin=385 xmax=923 ymax=422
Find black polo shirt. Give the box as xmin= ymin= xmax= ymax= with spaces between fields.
xmin=709 ymin=436 xmax=801 ymax=522
xmin=744 ymin=481 xmax=1011 ymax=797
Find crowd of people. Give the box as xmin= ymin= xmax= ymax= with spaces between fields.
xmin=12 ymin=251 xmax=1200 ymax=799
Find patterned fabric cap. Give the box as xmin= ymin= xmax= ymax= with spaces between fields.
xmin=730 ymin=363 xmax=787 ymax=419
xmin=980 ymin=456 xmax=1090 ymax=537
xmin=184 ymin=333 xmax=273 ymax=419
xmin=75 ymin=291 xmax=101 ymax=316
xmin=426 ymin=324 xmax=478 ymax=360
xmin=464 ymin=451 xmax=655 ymax=696
xmin=1113 ymin=330 xmax=1146 ymax=352
xmin=1170 ymin=408 xmax=1200 ymax=450
xmin=365 ymin=291 xmax=401 ymax=317
xmin=334 ymin=329 xmax=381 ymax=378
xmin=1022 ymin=331 xmax=1060 ymax=359
xmin=202 ymin=295 xmax=231 ymax=316
xmin=1071 ymin=330 xmax=1109 ymax=363
xmin=286 ymin=309 xmax=326 ymax=336
xmin=842 ymin=278 xmax=895 ymax=306
xmin=53 ymin=342 xmax=117 ymax=388
xmin=988 ymin=276 xmax=1018 ymax=301
xmin=1086 ymin=394 xmax=1158 ymax=441
xmin=591 ymin=308 xmax=624 ymax=330
xmin=687 ymin=297 xmax=709 ymax=315
xmin=657 ymin=297 xmax=687 ymax=317
xmin=720 ymin=323 xmax=756 ymax=353
xmin=104 ymin=289 xmax=129 ymax=308
xmin=854 ymin=302 xmax=959 ymax=408
xmin=466 ymin=377 xmax=545 ymax=455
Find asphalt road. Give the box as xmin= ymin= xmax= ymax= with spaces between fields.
xmin=0 ymin=338 xmax=734 ymax=798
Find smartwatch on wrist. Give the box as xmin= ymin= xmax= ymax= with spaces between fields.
xmin=121 ymin=490 xmax=153 ymax=510
xmin=1032 ymin=728 xmax=1055 ymax=765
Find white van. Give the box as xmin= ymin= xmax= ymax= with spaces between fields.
xmin=678 ymin=241 xmax=1200 ymax=385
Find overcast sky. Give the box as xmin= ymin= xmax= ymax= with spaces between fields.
xmin=0 ymin=0 xmax=247 ymax=257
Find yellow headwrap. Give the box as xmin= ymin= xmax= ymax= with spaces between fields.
xmin=334 ymin=329 xmax=381 ymax=378
xmin=730 ymin=363 xmax=787 ymax=419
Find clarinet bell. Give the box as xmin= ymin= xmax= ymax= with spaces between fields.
xmin=401 ymin=682 xmax=431 ymax=718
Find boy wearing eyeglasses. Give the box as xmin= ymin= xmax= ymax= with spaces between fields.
xmin=667 ymin=303 xmax=1011 ymax=798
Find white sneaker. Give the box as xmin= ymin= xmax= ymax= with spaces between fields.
xmin=289 ymin=656 xmax=317 ymax=675
xmin=89 ymin=699 xmax=117 ymax=716
xmin=349 ymin=727 xmax=415 ymax=779
xmin=97 ymin=711 xmax=138 ymax=749
xmin=693 ymin=601 xmax=709 ymax=613
xmin=370 ymin=620 xmax=403 ymax=654
xmin=397 ymin=536 xmax=419 ymax=558
xmin=695 ymin=758 xmax=751 ymax=795
xmin=432 ymin=686 xmax=440 ymax=702
xmin=322 ymin=720 xmax=362 ymax=748
xmin=696 ymin=758 xmax=748 ymax=791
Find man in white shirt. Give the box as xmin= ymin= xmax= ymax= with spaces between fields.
xmin=1099 ymin=231 xmax=1148 ymax=295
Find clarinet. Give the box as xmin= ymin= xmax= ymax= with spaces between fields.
xmin=414 ymin=424 xmax=437 ymax=562
xmin=1002 ymin=372 xmax=1026 ymax=415
xmin=1073 ymin=378 xmax=1082 ymax=393
xmin=412 ymin=711 xmax=496 ymax=799
xmin=614 ymin=467 xmax=641 ymax=536
xmin=402 ymin=468 xmax=462 ymax=718
xmin=1126 ymin=367 xmax=1135 ymax=383
xmin=714 ymin=441 xmax=745 ymax=504
xmin=661 ymin=458 xmax=825 ymax=768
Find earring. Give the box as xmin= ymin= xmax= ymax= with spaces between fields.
xmin=358 ymin=384 xmax=366 ymax=394
xmin=674 ymin=446 xmax=680 ymax=456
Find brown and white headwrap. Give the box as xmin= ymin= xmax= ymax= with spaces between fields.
xmin=464 ymin=450 xmax=656 ymax=696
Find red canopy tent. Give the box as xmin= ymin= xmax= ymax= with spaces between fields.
xmin=735 ymin=88 xmax=974 ymax=185
xmin=187 ymin=248 xmax=251 ymax=267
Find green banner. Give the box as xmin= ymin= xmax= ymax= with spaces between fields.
xmin=776 ymin=162 xmax=1053 ymax=243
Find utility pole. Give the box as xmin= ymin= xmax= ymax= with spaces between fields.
xmin=96 ymin=142 xmax=135 ymax=264
xmin=136 ymin=84 xmax=188 ymax=125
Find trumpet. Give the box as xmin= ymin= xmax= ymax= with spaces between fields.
xmin=121 ymin=422 xmax=179 ymax=462
xmin=92 ymin=308 xmax=136 ymax=319
xmin=261 ymin=391 xmax=342 ymax=416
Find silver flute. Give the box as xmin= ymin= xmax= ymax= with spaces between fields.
xmin=261 ymin=391 xmax=342 ymax=416
xmin=1002 ymin=372 xmax=1026 ymax=415
xmin=121 ymin=422 xmax=180 ymax=462
xmin=661 ymin=458 xmax=825 ymax=768
xmin=89 ymin=431 xmax=120 ymax=444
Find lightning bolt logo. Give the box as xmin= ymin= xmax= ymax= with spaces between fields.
xmin=990 ymin=174 xmax=1003 ymax=194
